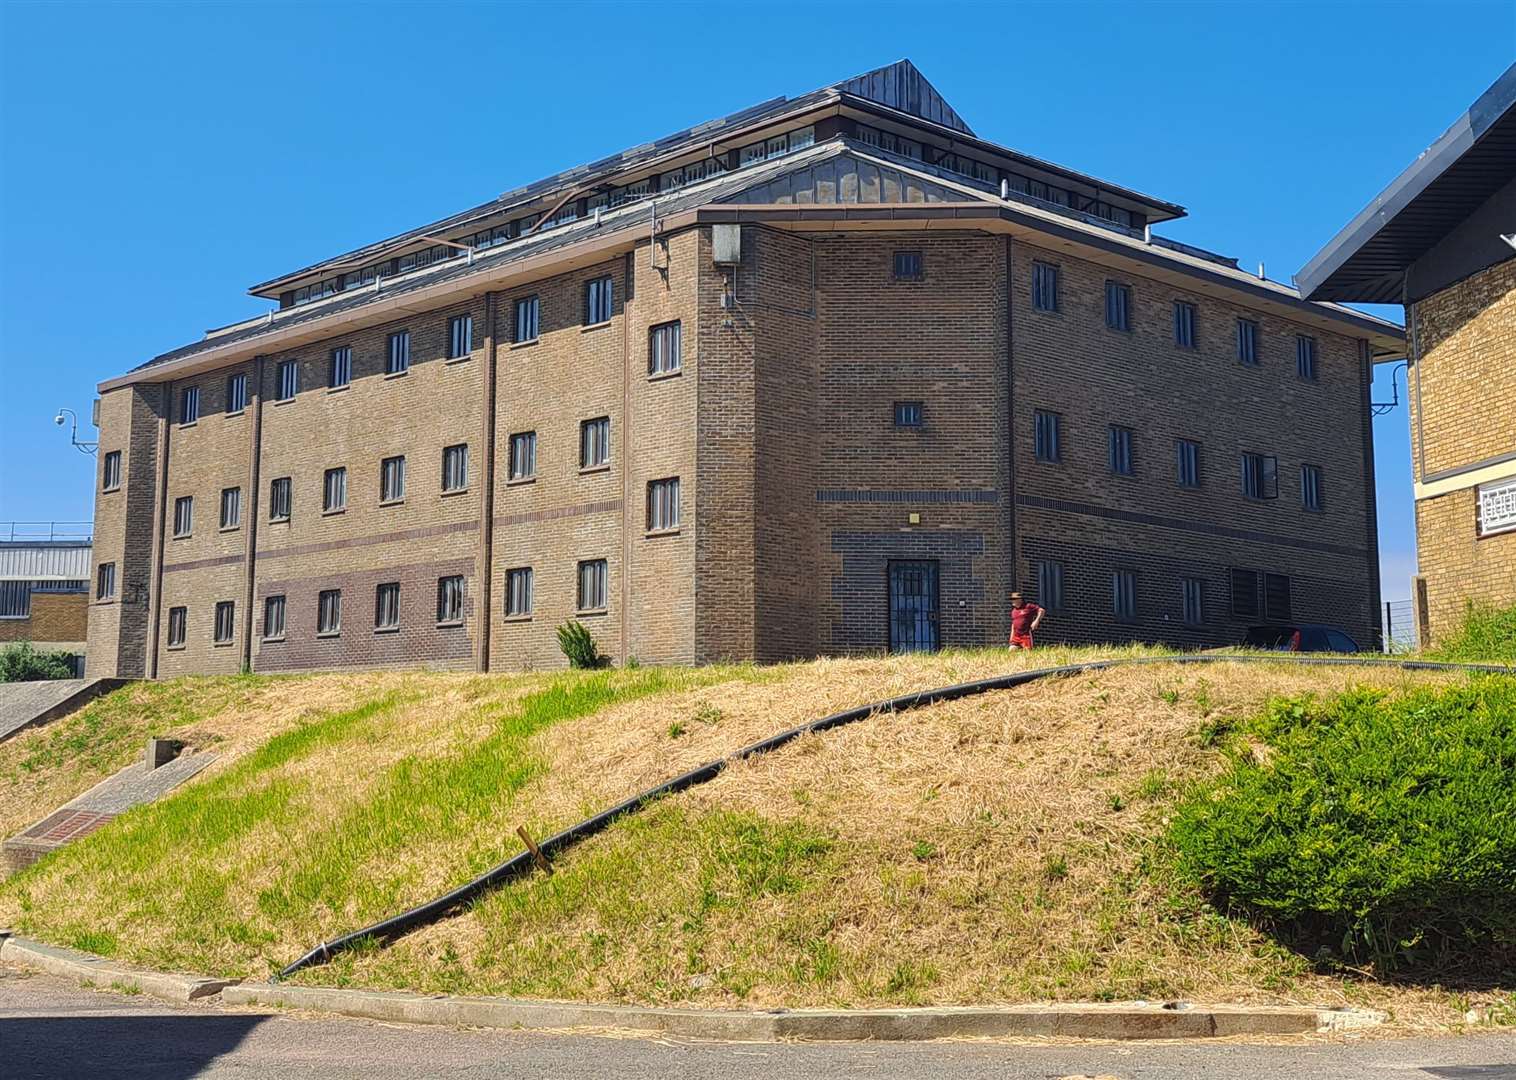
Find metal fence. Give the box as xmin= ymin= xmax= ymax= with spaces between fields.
xmin=0 ymin=522 xmax=93 ymax=543
xmin=1382 ymin=599 xmax=1418 ymax=654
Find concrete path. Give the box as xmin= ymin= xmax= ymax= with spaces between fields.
xmin=4 ymin=965 xmax=1514 ymax=1080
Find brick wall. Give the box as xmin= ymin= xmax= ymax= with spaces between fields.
xmin=0 ymin=593 xmax=89 ymax=644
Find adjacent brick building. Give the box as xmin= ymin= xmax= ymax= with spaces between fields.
xmin=1299 ymin=62 xmax=1515 ymax=645
xmin=88 ymin=60 xmax=1402 ymax=676
xmin=1 ymin=528 xmax=91 ymax=653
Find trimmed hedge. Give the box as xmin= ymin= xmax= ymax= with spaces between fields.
xmin=1169 ymin=679 xmax=1516 ymax=975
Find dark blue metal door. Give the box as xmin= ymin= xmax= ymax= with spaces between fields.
xmin=888 ymin=560 xmax=940 ymax=653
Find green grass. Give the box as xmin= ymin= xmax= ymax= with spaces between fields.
xmin=1432 ymin=602 xmax=1516 ymax=664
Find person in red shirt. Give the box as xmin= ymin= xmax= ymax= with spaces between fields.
xmin=1008 ymin=592 xmax=1045 ymax=650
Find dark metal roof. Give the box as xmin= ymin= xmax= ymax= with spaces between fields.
xmin=1298 ymin=62 xmax=1516 ymax=303
xmin=834 ymin=59 xmax=974 ymax=135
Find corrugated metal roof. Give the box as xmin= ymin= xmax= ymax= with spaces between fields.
xmin=1297 ymin=62 xmax=1516 ymax=303
xmin=0 ymin=542 xmax=93 ymax=581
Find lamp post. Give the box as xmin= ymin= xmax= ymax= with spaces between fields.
xmin=53 ymin=408 xmax=98 ymax=456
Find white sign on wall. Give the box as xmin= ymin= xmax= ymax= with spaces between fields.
xmin=1477 ymin=475 xmax=1516 ymax=537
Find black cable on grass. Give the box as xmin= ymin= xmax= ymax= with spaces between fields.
xmin=275 ymin=653 xmax=1512 ymax=981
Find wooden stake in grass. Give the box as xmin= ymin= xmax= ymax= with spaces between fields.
xmin=516 ymin=825 xmax=553 ymax=876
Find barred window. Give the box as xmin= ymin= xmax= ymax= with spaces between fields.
xmin=330 ymin=347 xmax=352 ymax=388
xmin=893 ymin=251 xmax=923 ymax=281
xmin=649 ymin=321 xmax=682 ymax=376
xmin=509 ymin=432 xmax=536 ymax=481
xmin=442 ymin=444 xmax=469 ymax=492
xmin=1105 ymin=281 xmax=1130 ymax=331
xmin=1265 ymin=573 xmax=1292 ymax=621
xmin=263 ymin=594 xmax=285 ymax=640
xmin=180 ymin=385 xmax=200 ymax=424
xmin=1241 ymin=453 xmax=1278 ymax=500
xmin=577 ymin=559 xmax=608 ymax=612
xmin=1032 ymin=261 xmax=1059 ymax=312
xmin=323 ymin=467 xmax=347 ymax=512
xmin=1034 ymin=410 xmax=1061 ymax=463
xmin=1176 ymin=439 xmax=1201 ymax=488
xmin=1296 ymin=335 xmax=1318 ymax=381
xmin=380 ymin=455 xmax=406 ymax=503
xmin=514 ymin=296 xmax=540 ymax=343
xmin=277 ymin=360 xmax=298 ymax=401
xmin=214 ymin=601 xmax=235 ymax=644
xmin=1036 ymin=559 xmax=1064 ymax=612
xmin=1237 ymin=319 xmax=1259 ymax=366
xmin=167 ymin=606 xmax=187 ymax=647
xmin=102 ymin=450 xmax=121 ymax=492
xmin=1173 ymin=301 xmax=1196 ymax=348
xmin=448 ymin=314 xmax=473 ymax=359
xmin=375 ymin=582 xmax=400 ymax=630
xmin=173 ymin=495 xmax=193 ymax=537
xmin=387 ymin=331 xmax=410 ymax=375
xmin=0 ymin=581 xmax=30 ymax=619
xmin=1109 ymin=426 xmax=1134 ymax=476
xmin=318 ymin=589 xmax=342 ymax=635
xmin=227 ymin=372 xmax=249 ymax=413
xmin=1112 ymin=570 xmax=1137 ymax=622
xmin=1230 ymin=568 xmax=1260 ymax=618
xmin=269 ymin=477 xmax=291 ymax=521
xmin=1182 ymin=578 xmax=1204 ymax=626
xmin=580 ymin=417 xmax=610 ymax=469
xmin=505 ymin=567 xmax=533 ymax=617
xmin=436 ymin=575 xmax=464 ymax=624
xmin=647 ymin=477 xmax=680 ymax=532
xmin=894 ymin=401 xmax=924 ymax=429
xmin=220 ymin=486 xmax=241 ymax=530
xmin=1301 ymin=464 xmax=1323 ymax=512
xmin=585 ymin=276 xmax=614 ymax=324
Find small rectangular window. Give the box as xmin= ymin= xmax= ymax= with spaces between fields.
xmin=323 ymin=467 xmax=347 ymax=513
xmin=1230 ymin=568 xmax=1260 ymax=618
xmin=1241 ymin=453 xmax=1279 ymax=500
xmin=277 ymin=360 xmax=298 ymax=401
xmin=318 ymin=589 xmax=342 ymax=635
xmin=1176 ymin=439 xmax=1201 ymax=488
xmin=1174 ymin=301 xmax=1196 ymax=348
xmin=1109 ymin=426 xmax=1134 ymax=476
xmin=1301 ymin=464 xmax=1323 ymax=512
xmin=263 ymin=595 xmax=285 ymax=640
xmin=442 ymin=444 xmax=469 ymax=492
xmin=577 ymin=559 xmax=609 ymax=612
xmin=1182 ymin=578 xmax=1204 ymax=626
xmin=0 ymin=581 xmax=30 ymax=619
xmin=329 ymin=347 xmax=352 ymax=388
xmin=269 ymin=476 xmax=291 ymax=521
xmin=214 ymin=600 xmax=235 ymax=643
xmin=1105 ymin=281 xmax=1130 ymax=331
xmin=580 ymin=417 xmax=610 ymax=469
xmin=508 ymin=432 xmax=537 ymax=481
xmin=448 ymin=314 xmax=473 ymax=359
xmin=375 ymin=582 xmax=400 ymax=630
xmin=387 ymin=331 xmax=411 ymax=375
xmin=436 ymin=575 xmax=464 ymax=625
xmin=585 ymin=276 xmax=614 ymax=324
xmin=894 ymin=401 xmax=924 ymax=429
xmin=893 ymin=251 xmax=923 ymax=281
xmin=1036 ymin=559 xmax=1064 ymax=612
xmin=167 ymin=606 xmax=187 ymax=647
xmin=180 ymin=386 xmax=200 ymax=424
xmin=505 ymin=567 xmax=533 ymax=617
xmin=96 ymin=561 xmax=116 ymax=600
xmin=1296 ymin=335 xmax=1318 ymax=381
xmin=514 ymin=296 xmax=540 ymax=343
xmin=649 ymin=320 xmax=682 ymax=375
xmin=102 ymin=450 xmax=122 ymax=492
xmin=220 ymin=486 xmax=242 ymax=530
xmin=380 ymin=455 xmax=406 ymax=503
xmin=1032 ymin=261 xmax=1059 ymax=312
xmin=173 ymin=495 xmax=194 ymax=538
xmin=1112 ymin=570 xmax=1137 ymax=622
xmin=1264 ymin=573 xmax=1292 ymax=621
xmin=1034 ymin=410 xmax=1061 ymax=463
xmin=647 ymin=477 xmax=681 ymax=532
xmin=1237 ymin=319 xmax=1258 ymax=366
xmin=227 ymin=373 xmax=249 ymax=413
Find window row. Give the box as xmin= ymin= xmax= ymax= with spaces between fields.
xmin=503 ymin=558 xmax=610 ymax=618
xmin=1031 ymin=560 xmax=1294 ymax=625
xmin=1031 ymin=410 xmax=1325 ymax=510
xmin=0 ymin=579 xmax=87 ymax=619
xmin=1033 ymin=263 xmax=1320 ymax=378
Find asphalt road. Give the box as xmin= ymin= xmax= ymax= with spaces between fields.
xmin=3 ymin=966 xmax=1514 ymax=1080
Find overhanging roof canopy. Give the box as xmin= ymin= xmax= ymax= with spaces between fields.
xmin=1297 ymin=62 xmax=1516 ymax=304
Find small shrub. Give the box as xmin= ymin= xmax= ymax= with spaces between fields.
xmin=0 ymin=641 xmax=77 ymax=683
xmin=1434 ymin=602 xmax=1516 ymax=664
xmin=667 ymin=721 xmax=687 ymax=739
xmin=1169 ymin=680 xmax=1516 ymax=976
xmin=555 ymin=621 xmax=606 ymax=669
xmin=911 ymin=840 xmax=936 ymax=861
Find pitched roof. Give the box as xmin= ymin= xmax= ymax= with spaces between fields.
xmin=1297 ymin=62 xmax=1516 ymax=303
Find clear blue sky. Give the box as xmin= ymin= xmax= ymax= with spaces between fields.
xmin=2 ymin=1 xmax=1511 ymax=602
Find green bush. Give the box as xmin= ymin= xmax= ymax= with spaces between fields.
xmin=555 ymin=621 xmax=606 ymax=669
xmin=1169 ymin=680 xmax=1516 ymax=976
xmin=0 ymin=641 xmax=78 ymax=683
xmin=1434 ymin=602 xmax=1516 ymax=664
